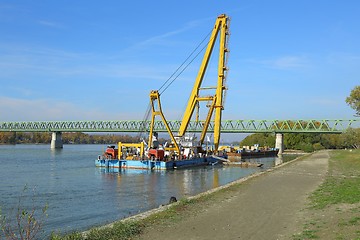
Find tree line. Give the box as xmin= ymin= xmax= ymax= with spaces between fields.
xmin=0 ymin=132 xmax=142 ymax=145
xmin=239 ymin=128 xmax=360 ymax=152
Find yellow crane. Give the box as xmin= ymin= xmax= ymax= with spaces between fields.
xmin=177 ymin=14 xmax=230 ymax=151
xmin=120 ymin=14 xmax=230 ymax=160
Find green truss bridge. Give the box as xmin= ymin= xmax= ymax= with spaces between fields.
xmin=0 ymin=119 xmax=358 ymax=133
xmin=1 ymin=119 xmax=358 ymax=150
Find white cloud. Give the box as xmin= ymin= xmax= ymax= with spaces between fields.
xmin=326 ymin=52 xmax=360 ymax=66
xmin=272 ymin=56 xmax=306 ymax=68
xmin=0 ymin=97 xmax=138 ymax=122
xmin=263 ymin=55 xmax=308 ymax=69
xmin=138 ymin=27 xmax=190 ymax=47
xmin=306 ymin=97 xmax=340 ymax=106
xmin=243 ymin=55 xmax=309 ymax=70
xmin=0 ymin=3 xmax=16 ymax=10
xmin=37 ymin=20 xmax=64 ymax=28
xmin=128 ymin=16 xmax=211 ymax=50
xmin=0 ymin=42 xmax=178 ymax=81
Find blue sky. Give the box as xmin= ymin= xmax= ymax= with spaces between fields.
xmin=0 ymin=0 xmax=359 ymax=122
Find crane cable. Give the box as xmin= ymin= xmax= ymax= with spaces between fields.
xmin=138 ymin=102 xmax=152 ymax=141
xmin=158 ymin=29 xmax=213 ymax=95
xmin=138 ymin=27 xmax=216 ymax=139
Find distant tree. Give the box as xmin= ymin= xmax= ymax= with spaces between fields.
xmin=239 ymin=133 xmax=276 ymax=148
xmin=0 ymin=132 xmax=143 ymax=145
xmin=320 ymin=134 xmax=344 ymax=149
xmin=9 ymin=132 xmax=16 ymax=144
xmin=346 ymin=86 xmax=360 ymax=116
xmin=0 ymin=133 xmax=16 ymax=144
xmin=342 ymin=128 xmax=360 ymax=149
xmin=313 ymin=142 xmax=325 ymax=151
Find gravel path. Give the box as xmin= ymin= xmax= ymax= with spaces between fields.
xmin=136 ymin=151 xmax=329 ymax=240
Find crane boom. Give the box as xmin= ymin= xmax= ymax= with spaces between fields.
xmin=178 ymin=14 xmax=230 ymax=151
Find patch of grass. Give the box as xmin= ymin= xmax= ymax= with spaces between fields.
xmin=50 ymin=231 xmax=83 ymax=240
xmin=143 ymin=204 xmax=184 ymax=226
xmin=350 ymin=206 xmax=360 ymax=213
xmin=338 ymin=218 xmax=348 ymax=227
xmin=294 ymin=218 xmax=325 ymax=240
xmin=331 ymin=149 xmax=360 ymax=172
xmin=310 ymin=177 xmax=360 ymax=209
xmin=348 ymin=216 xmax=360 ymax=225
xmin=50 ymin=221 xmax=143 ymax=240
xmin=87 ymin=221 xmax=142 ymax=240
xmin=293 ymin=229 xmax=319 ymax=239
xmin=309 ymin=150 xmax=360 ymax=209
xmin=336 ymin=216 xmax=360 ymax=227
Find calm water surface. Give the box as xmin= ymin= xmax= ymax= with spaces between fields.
xmin=0 ymin=144 xmax=291 ymax=236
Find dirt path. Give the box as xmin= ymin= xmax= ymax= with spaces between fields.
xmin=136 ymin=151 xmax=329 ymax=240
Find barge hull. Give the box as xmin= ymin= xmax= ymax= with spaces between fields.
xmin=95 ymin=156 xmax=217 ymax=170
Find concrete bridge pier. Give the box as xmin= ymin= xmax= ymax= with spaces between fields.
xmin=275 ymin=133 xmax=284 ymax=155
xmin=51 ymin=132 xmax=63 ymax=149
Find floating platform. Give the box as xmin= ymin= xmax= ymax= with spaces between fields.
xmin=95 ymin=156 xmax=218 ymax=170
xmin=227 ymin=149 xmax=279 ymax=161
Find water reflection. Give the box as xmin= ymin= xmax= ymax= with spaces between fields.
xmin=96 ymin=163 xmax=264 ymax=206
xmin=50 ymin=147 xmax=63 ymax=154
xmin=213 ymin=168 xmax=219 ymax=188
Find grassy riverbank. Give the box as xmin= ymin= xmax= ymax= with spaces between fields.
xmin=50 ymin=150 xmax=360 ymax=240
xmin=293 ymin=149 xmax=360 ymax=239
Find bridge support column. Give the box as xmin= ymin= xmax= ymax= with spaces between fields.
xmin=275 ymin=133 xmax=284 ymax=155
xmin=51 ymin=132 xmax=63 ymax=149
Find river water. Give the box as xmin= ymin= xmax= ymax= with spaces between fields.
xmin=0 ymin=144 xmax=292 ymax=237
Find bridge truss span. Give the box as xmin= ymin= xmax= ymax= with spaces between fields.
xmin=221 ymin=119 xmax=360 ymax=133
xmin=0 ymin=119 xmax=359 ymax=133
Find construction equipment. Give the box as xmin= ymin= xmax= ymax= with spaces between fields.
xmin=118 ymin=142 xmax=145 ymax=160
xmin=106 ymin=14 xmax=230 ymax=163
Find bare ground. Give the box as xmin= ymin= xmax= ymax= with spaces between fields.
xmin=134 ymin=151 xmax=329 ymax=240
